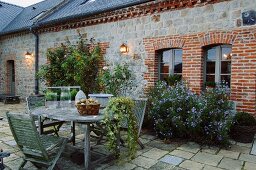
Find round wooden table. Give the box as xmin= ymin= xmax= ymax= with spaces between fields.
xmin=31 ymin=106 xmax=104 ymax=170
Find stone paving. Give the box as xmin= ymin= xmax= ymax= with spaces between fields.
xmin=0 ymin=103 xmax=256 ymax=170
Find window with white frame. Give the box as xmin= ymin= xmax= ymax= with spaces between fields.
xmin=205 ymin=45 xmax=232 ymax=87
xmin=159 ymin=49 xmax=182 ymax=80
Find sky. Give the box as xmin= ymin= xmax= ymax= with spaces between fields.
xmin=1 ymin=0 xmax=44 ymax=7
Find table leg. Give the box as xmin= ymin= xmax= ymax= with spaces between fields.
xmin=71 ymin=121 xmax=75 ymax=145
xmin=38 ymin=116 xmax=43 ymax=135
xmin=84 ymin=124 xmax=90 ymax=169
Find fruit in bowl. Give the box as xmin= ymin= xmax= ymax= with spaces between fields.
xmin=75 ymin=98 xmax=100 ymax=115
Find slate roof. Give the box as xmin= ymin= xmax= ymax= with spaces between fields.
xmin=0 ymin=0 xmax=150 ymax=35
xmin=1 ymin=0 xmax=64 ymax=34
xmin=0 ymin=1 xmax=23 ymax=32
xmin=39 ymin=0 xmax=150 ymax=26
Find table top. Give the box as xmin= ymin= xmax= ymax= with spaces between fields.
xmin=31 ymin=106 xmax=104 ymax=123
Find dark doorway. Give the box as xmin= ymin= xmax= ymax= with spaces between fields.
xmin=6 ymin=60 xmax=15 ymax=95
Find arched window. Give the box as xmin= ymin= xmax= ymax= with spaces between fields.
xmin=204 ymin=45 xmax=232 ymax=87
xmin=158 ymin=49 xmax=182 ymax=80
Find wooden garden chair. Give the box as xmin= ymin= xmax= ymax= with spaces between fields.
xmin=6 ymin=112 xmax=67 ymax=170
xmin=0 ymin=149 xmax=10 ymax=170
xmin=121 ymin=98 xmax=147 ymax=149
xmin=26 ymin=95 xmax=64 ymax=136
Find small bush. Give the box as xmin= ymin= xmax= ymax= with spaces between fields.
xmin=233 ymin=112 xmax=256 ymax=126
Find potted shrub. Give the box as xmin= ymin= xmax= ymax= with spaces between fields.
xmin=231 ymin=112 xmax=256 ymax=143
xmin=103 ymin=97 xmax=138 ymax=159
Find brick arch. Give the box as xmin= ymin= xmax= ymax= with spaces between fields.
xmin=143 ymin=36 xmax=186 ymax=90
xmin=198 ymin=31 xmax=237 ymax=47
xmin=153 ymin=38 xmax=185 ymax=50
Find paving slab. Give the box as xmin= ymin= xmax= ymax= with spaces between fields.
xmin=142 ymin=148 xmax=169 ymax=160
xmin=140 ymin=134 xmax=157 ymax=140
xmin=251 ymin=139 xmax=256 ymax=155
xmin=0 ymin=136 xmax=15 ymax=142
xmin=146 ymin=140 xmax=178 ymax=151
xmin=133 ymin=167 xmax=146 ymax=170
xmin=192 ymin=152 xmax=223 ymax=166
xmin=229 ymin=144 xmax=251 ymax=154
xmin=239 ymin=153 xmax=256 ymax=163
xmin=244 ymin=162 xmax=256 ymax=170
xmin=170 ymin=149 xmax=195 ymax=159
xmin=179 ymin=160 xmax=204 ymax=170
xmin=177 ymin=142 xmax=201 ymax=153
xmin=131 ymin=156 xmax=158 ymax=169
xmin=140 ymin=137 xmax=151 ymax=144
xmin=201 ymin=146 xmax=220 ymax=154
xmin=148 ymin=161 xmax=176 ymax=170
xmin=104 ymin=162 xmax=137 ymax=170
xmin=236 ymin=142 xmax=252 ymax=148
xmin=203 ymin=165 xmax=223 ymax=170
xmin=160 ymin=155 xmax=183 ymax=166
xmin=217 ymin=149 xmax=240 ymax=159
xmin=218 ymin=158 xmax=243 ymax=170
xmin=4 ymin=140 xmax=17 ymax=147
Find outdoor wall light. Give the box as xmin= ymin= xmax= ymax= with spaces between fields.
xmin=120 ymin=43 xmax=129 ymax=54
xmin=25 ymin=51 xmax=32 ymax=59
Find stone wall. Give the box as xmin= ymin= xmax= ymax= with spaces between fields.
xmin=0 ymin=33 xmax=35 ymax=97
xmin=0 ymin=0 xmax=255 ymax=114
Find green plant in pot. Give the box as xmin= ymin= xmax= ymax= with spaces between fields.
xmin=103 ymin=97 xmax=138 ymax=160
xmin=231 ymin=112 xmax=256 ymax=143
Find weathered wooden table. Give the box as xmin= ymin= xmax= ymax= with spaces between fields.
xmin=31 ymin=106 xmax=104 ymax=170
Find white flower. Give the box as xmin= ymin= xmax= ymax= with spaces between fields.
xmin=103 ymin=66 xmax=108 ymax=70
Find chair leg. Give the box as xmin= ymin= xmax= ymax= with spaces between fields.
xmin=47 ymin=139 xmax=67 ymax=170
xmin=19 ymin=159 xmax=27 ymax=170
xmin=137 ymin=139 xmax=144 ymax=149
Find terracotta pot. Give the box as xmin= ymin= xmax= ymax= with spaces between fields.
xmin=230 ymin=125 xmax=256 ymax=143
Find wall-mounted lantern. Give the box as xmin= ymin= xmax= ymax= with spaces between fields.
xmin=120 ymin=43 xmax=129 ymax=54
xmin=25 ymin=51 xmax=32 ymax=59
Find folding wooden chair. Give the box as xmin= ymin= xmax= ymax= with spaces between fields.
xmin=6 ymin=112 xmax=67 ymax=170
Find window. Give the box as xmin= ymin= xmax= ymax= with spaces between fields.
xmin=205 ymin=45 xmax=232 ymax=87
xmin=159 ymin=49 xmax=182 ymax=80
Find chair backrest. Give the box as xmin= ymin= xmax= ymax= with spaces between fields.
xmin=6 ymin=112 xmax=49 ymax=160
xmin=121 ymin=98 xmax=147 ymax=136
xmin=133 ymin=98 xmax=147 ymax=136
xmin=26 ymin=95 xmax=45 ymax=112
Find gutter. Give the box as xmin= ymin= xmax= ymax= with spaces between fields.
xmin=30 ymin=27 xmax=39 ymax=95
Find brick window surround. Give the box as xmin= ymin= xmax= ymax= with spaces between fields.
xmin=143 ymin=28 xmax=256 ymax=116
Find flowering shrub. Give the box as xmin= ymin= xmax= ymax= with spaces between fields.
xmin=99 ymin=64 xmax=135 ymax=96
xmin=148 ymin=81 xmax=235 ymax=145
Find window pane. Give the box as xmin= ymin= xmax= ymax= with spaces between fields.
xmin=161 ymin=64 xmax=169 ymax=74
xmin=206 ymin=61 xmax=215 ymax=74
xmin=162 ymin=50 xmax=171 ymax=63
xmin=207 ymin=48 xmax=216 ymax=61
xmin=174 ymin=49 xmax=182 ymax=63
xmin=221 ymin=61 xmax=231 ymax=74
xmin=221 ymin=75 xmax=231 ymax=87
xmin=222 ymin=47 xmax=232 ymax=60
xmin=174 ymin=49 xmax=182 ymax=74
xmin=206 ymin=75 xmax=215 ymax=82
xmin=174 ymin=62 xmax=182 ymax=74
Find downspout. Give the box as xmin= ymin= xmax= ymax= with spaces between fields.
xmin=30 ymin=27 xmax=39 ymax=95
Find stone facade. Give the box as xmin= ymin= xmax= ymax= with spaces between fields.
xmin=0 ymin=0 xmax=255 ymax=115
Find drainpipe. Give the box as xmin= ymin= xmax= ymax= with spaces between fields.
xmin=30 ymin=28 xmax=39 ymax=95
